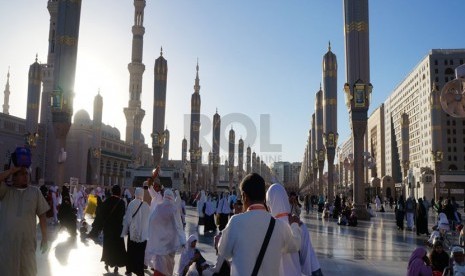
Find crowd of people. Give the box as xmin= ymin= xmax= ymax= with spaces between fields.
xmin=1 ymin=163 xmax=325 ymax=276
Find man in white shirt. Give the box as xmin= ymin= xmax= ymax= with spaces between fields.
xmin=218 ymin=173 xmax=301 ymax=276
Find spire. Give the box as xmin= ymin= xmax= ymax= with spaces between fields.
xmin=160 ymin=46 xmax=163 ymax=56
xmin=328 ymin=41 xmax=331 ymax=52
xmin=194 ymin=59 xmax=200 ymax=93
xmin=3 ymin=67 xmax=11 ymax=114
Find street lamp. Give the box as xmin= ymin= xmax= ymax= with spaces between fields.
xmin=343 ymin=81 xmax=373 ymax=219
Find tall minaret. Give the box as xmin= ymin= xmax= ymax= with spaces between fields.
xmin=322 ymin=42 xmax=338 ymax=203
xmin=26 ymin=56 xmax=42 ymax=134
xmin=238 ymin=138 xmax=244 ymax=182
xmin=91 ymin=91 xmax=103 ymax=185
xmin=246 ymin=145 xmax=251 ymax=174
xmin=3 ymin=68 xmax=10 ymax=114
xmin=124 ymin=0 xmax=146 ymax=155
xmin=189 ymin=61 xmax=201 ymax=191
xmin=162 ymin=128 xmax=170 ymax=165
xmin=315 ymin=86 xmax=325 ymax=196
xmin=343 ymin=0 xmax=372 ymax=219
xmin=40 ymin=0 xmax=59 ymax=185
xmin=182 ymin=137 xmax=187 ymax=164
xmin=228 ymin=127 xmax=235 ymax=191
xmin=252 ymin=151 xmax=257 ymax=173
xmin=51 ymin=0 xmax=82 ymax=185
xmin=212 ymin=110 xmax=220 ymax=191
xmin=152 ymin=47 xmax=167 ymax=166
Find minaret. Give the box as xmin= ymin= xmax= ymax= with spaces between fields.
xmin=343 ymin=0 xmax=372 ymax=219
xmin=315 ymin=86 xmax=325 ymax=197
xmin=26 ymin=56 xmax=42 ymax=134
xmin=152 ymin=47 xmax=167 ymax=166
xmin=228 ymin=127 xmax=235 ymax=191
xmin=246 ymin=146 xmax=251 ymax=174
xmin=208 ymin=151 xmax=213 ymax=190
xmin=238 ymin=138 xmax=244 ymax=182
xmin=162 ymin=128 xmax=170 ymax=165
xmin=252 ymin=151 xmax=257 ymax=173
xmin=124 ymin=0 xmax=146 ymax=162
xmin=182 ymin=136 xmax=188 ymax=190
xmin=91 ymin=91 xmax=103 ymax=185
xmin=182 ymin=137 xmax=187 ymax=164
xmin=3 ymin=68 xmax=10 ymax=114
xmin=51 ymin=0 xmax=82 ymax=185
xmin=189 ymin=61 xmax=201 ymax=191
xmin=40 ymin=0 xmax=59 ymax=185
xmin=212 ymin=110 xmax=220 ymax=191
xmin=224 ymin=160 xmax=229 ymax=181
xmin=256 ymin=156 xmax=261 ymax=175
xmin=322 ymin=42 xmax=338 ymax=203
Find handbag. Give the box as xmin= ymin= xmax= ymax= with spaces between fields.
xmin=251 ymin=216 xmax=275 ymax=276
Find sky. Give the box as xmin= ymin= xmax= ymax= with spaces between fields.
xmin=0 ymin=0 xmax=464 ymax=165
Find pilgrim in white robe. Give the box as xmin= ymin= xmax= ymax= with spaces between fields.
xmin=197 ymin=190 xmax=207 ymax=226
xmin=204 ymin=197 xmax=217 ymax=232
xmin=121 ymin=188 xmax=150 ymax=276
xmin=218 ymin=203 xmax=301 ymax=276
xmin=266 ymin=183 xmax=322 ymax=276
xmin=178 ymin=234 xmax=198 ymax=276
xmin=217 ymin=192 xmax=231 ymax=231
xmin=145 ymin=189 xmax=186 ymax=275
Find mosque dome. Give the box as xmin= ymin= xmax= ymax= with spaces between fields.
xmin=73 ymin=109 xmax=92 ymax=126
xmin=102 ymin=124 xmax=121 ymax=140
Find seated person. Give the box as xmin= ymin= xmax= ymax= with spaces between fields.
xmin=348 ymin=209 xmax=358 ymax=227
xmin=337 ymin=213 xmax=348 ymax=226
xmin=178 ymin=234 xmax=208 ymax=276
xmin=429 ymin=240 xmax=450 ymax=274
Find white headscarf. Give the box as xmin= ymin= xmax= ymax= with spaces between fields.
xmin=266 ymin=183 xmax=321 ymax=275
xmin=266 ymin=183 xmax=291 ymax=217
xmin=218 ymin=192 xmax=231 ymax=214
xmin=178 ymin=234 xmax=199 ymax=275
xmin=145 ymin=189 xmax=186 ymax=265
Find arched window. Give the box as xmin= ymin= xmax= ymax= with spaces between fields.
xmin=445 ymin=68 xmax=454 ymax=75
xmin=449 ymin=164 xmax=458 ymax=171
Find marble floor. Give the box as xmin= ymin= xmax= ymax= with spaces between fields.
xmin=34 ymin=206 xmax=446 ymax=276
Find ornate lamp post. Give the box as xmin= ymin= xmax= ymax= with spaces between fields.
xmin=151 ymin=131 xmax=165 ymax=166
xmin=343 ymin=82 xmax=373 ymax=219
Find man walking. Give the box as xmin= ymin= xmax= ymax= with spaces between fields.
xmin=218 ymin=173 xmax=301 ymax=276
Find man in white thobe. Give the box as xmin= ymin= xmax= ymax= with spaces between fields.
xmin=0 ymin=166 xmax=49 ymax=276
xmin=218 ymin=173 xmax=301 ymax=276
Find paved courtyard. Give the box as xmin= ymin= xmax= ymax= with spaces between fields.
xmin=35 ymin=206 xmax=443 ymax=276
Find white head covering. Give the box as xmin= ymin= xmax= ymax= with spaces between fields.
xmin=145 ymin=188 xmax=184 ymax=263
xmin=135 ymin=187 xmax=144 ymax=200
xmin=266 ymin=183 xmax=291 ymax=217
xmin=178 ymin=234 xmax=199 ymax=275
